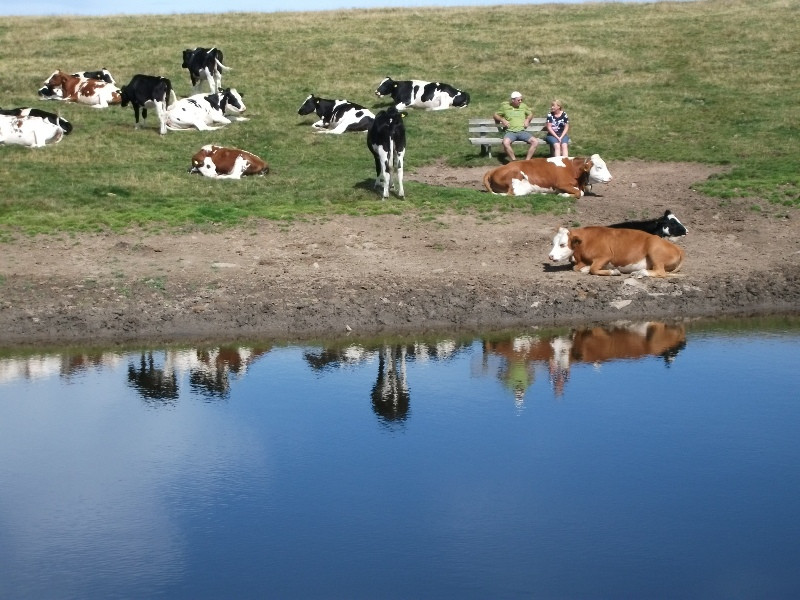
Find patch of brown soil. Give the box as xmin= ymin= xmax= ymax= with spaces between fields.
xmin=1 ymin=161 xmax=798 ymax=347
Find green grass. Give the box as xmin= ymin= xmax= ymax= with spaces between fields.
xmin=0 ymin=0 xmax=797 ymax=235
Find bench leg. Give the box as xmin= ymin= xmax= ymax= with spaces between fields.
xmin=480 ymin=144 xmax=492 ymax=157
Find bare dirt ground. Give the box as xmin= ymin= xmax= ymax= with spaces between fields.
xmin=1 ymin=160 xmax=798 ymax=348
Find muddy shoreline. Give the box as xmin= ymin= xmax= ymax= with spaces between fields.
xmin=2 ymin=161 xmax=798 ymax=349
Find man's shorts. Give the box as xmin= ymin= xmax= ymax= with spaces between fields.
xmin=503 ymin=130 xmax=535 ymax=143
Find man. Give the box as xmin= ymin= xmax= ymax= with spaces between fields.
xmin=493 ymin=91 xmax=539 ymax=161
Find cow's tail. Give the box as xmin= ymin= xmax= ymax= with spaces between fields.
xmin=167 ymin=87 xmax=178 ymax=109
xmin=482 ymin=169 xmax=497 ymax=194
xmin=216 ymin=58 xmax=232 ymax=71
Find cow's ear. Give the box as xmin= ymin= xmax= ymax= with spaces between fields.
xmin=570 ymin=235 xmax=582 ymax=248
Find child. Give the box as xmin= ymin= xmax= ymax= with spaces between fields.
xmin=545 ymin=100 xmax=570 ymax=157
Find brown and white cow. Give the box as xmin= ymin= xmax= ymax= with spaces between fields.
xmin=42 ymin=70 xmax=121 ymax=108
xmin=548 ymin=226 xmax=684 ymax=277
xmin=189 ymin=145 xmax=269 ymax=179
xmin=483 ymin=154 xmax=612 ymax=198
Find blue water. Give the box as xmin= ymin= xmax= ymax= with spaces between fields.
xmin=1 ymin=319 xmax=799 ymax=599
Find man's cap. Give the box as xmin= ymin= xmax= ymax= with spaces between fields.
xmin=510 ymin=91 xmax=523 ymax=99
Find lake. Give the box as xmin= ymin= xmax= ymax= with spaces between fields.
xmin=1 ymin=316 xmax=799 ymax=599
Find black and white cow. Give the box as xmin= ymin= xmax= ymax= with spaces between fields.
xmin=119 ymin=74 xmax=176 ymax=135
xmin=38 ymin=68 xmax=116 ymax=100
xmin=374 ymin=77 xmax=470 ymax=111
xmin=367 ymin=106 xmax=406 ymax=199
xmin=0 ymin=107 xmax=72 ymax=147
xmin=297 ymin=94 xmax=375 ymax=134
xmin=608 ymin=209 xmax=688 ymax=238
xmin=182 ymin=47 xmax=231 ymax=93
xmin=166 ymin=88 xmax=246 ymax=131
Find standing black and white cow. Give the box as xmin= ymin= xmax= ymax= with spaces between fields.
xmin=0 ymin=107 xmax=72 ymax=147
xmin=374 ymin=77 xmax=470 ymax=111
xmin=119 ymin=74 xmax=176 ymax=135
xmin=607 ymin=210 xmax=688 ymax=238
xmin=297 ymin=95 xmax=375 ymax=134
xmin=182 ymin=47 xmax=231 ymax=93
xmin=367 ymin=106 xmax=406 ymax=199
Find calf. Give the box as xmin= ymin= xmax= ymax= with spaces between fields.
xmin=119 ymin=74 xmax=176 ymax=135
xmin=608 ymin=209 xmax=688 ymax=238
xmin=182 ymin=47 xmax=231 ymax=93
xmin=484 ymin=155 xmax=612 ymax=198
xmin=375 ymin=77 xmax=470 ymax=111
xmin=0 ymin=107 xmax=72 ymax=147
xmin=166 ymin=88 xmax=246 ymax=131
xmin=189 ymin=145 xmax=269 ymax=179
xmin=40 ymin=70 xmax=121 ymax=108
xmin=548 ymin=225 xmax=684 ymax=277
xmin=297 ymin=94 xmax=375 ymax=134
xmin=367 ymin=106 xmax=406 ymax=199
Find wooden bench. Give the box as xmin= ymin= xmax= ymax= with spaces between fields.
xmin=468 ymin=117 xmax=548 ymax=157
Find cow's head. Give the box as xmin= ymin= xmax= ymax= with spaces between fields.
xmin=37 ymin=85 xmax=62 ymax=100
xmin=587 ymin=154 xmax=612 ymax=184
xmin=660 ymin=210 xmax=688 ymax=237
xmin=548 ymin=227 xmax=575 ymax=262
xmin=452 ymin=90 xmax=470 ymax=108
xmin=181 ymin=49 xmax=196 ymax=68
xmin=375 ymin=77 xmax=395 ymax=97
xmin=297 ymin=94 xmax=318 ymax=115
xmin=222 ymin=88 xmax=245 ymax=113
xmin=189 ymin=144 xmax=217 ymax=173
xmin=45 ymin=70 xmax=70 ymax=89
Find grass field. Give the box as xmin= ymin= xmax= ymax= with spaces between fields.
xmin=0 ymin=0 xmax=797 ymax=235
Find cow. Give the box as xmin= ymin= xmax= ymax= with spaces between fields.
xmin=189 ymin=145 xmax=269 ymax=179
xmin=367 ymin=106 xmax=406 ymax=199
xmin=297 ymin=94 xmax=375 ymax=134
xmin=0 ymin=107 xmax=72 ymax=147
xmin=38 ymin=68 xmax=117 ymax=100
xmin=549 ymin=225 xmax=684 ymax=278
xmin=165 ymin=88 xmax=246 ymax=131
xmin=39 ymin=70 xmax=121 ymax=108
xmin=374 ymin=77 xmax=470 ymax=111
xmin=119 ymin=74 xmax=176 ymax=135
xmin=182 ymin=47 xmax=231 ymax=93
xmin=483 ymin=155 xmax=612 ymax=198
xmin=608 ymin=209 xmax=688 ymax=238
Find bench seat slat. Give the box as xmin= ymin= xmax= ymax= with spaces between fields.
xmin=468 ymin=117 xmax=549 ymax=156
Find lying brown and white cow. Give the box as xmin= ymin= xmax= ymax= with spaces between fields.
xmin=189 ymin=145 xmax=269 ymax=179
xmin=483 ymin=154 xmax=612 ymax=198
xmin=548 ymin=226 xmax=684 ymax=277
xmin=42 ymin=70 xmax=121 ymax=108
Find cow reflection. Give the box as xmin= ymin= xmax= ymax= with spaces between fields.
xmin=482 ymin=336 xmax=555 ymax=405
xmin=483 ymin=322 xmax=687 ymax=399
xmin=127 ymin=351 xmax=179 ymax=402
xmin=125 ymin=346 xmax=270 ymax=402
xmin=303 ymin=340 xmax=467 ymax=424
xmin=187 ymin=346 xmax=270 ymax=398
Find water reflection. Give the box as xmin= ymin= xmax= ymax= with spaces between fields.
xmin=482 ymin=321 xmax=687 ymax=401
xmin=1 ymin=317 xmax=799 ymax=599
xmin=0 ymin=323 xmax=686 ymax=409
xmin=303 ymin=340 xmax=470 ymax=425
xmin=125 ymin=346 xmax=273 ymax=402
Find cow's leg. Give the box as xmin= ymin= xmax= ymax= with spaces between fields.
xmin=394 ymin=148 xmax=405 ymax=198
xmin=205 ymin=70 xmax=216 ymax=94
xmin=133 ymin=105 xmax=142 ymax=128
xmin=588 ymin=259 xmax=621 ymax=276
xmin=377 ymin=147 xmax=391 ymax=199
